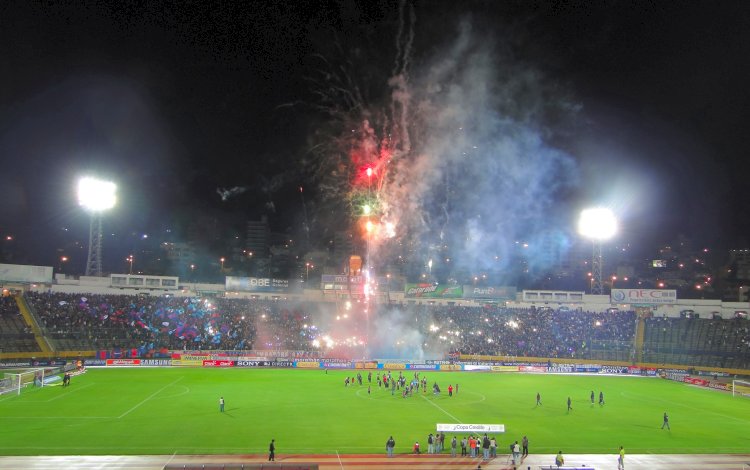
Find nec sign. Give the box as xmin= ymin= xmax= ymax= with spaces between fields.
xmin=611 ymin=289 xmax=677 ymax=304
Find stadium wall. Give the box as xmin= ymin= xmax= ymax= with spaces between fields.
xmin=4 ymin=350 xmax=747 ymax=376
xmin=14 ymin=265 xmax=750 ymax=316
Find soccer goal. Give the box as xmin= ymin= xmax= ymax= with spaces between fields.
xmin=0 ymin=369 xmax=46 ymax=396
xmin=731 ymin=379 xmax=750 ymax=398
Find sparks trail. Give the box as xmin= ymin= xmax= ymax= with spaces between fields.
xmin=303 ymin=5 xmax=580 ymax=293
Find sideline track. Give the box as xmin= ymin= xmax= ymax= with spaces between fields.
xmin=0 ymin=452 xmax=749 ymax=469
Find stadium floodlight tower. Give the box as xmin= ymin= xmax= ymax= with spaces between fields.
xmin=78 ymin=177 xmax=117 ymax=277
xmin=578 ymin=207 xmax=617 ymax=295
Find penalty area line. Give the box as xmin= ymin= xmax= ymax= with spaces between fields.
xmin=118 ymin=376 xmax=184 ymax=419
xmin=420 ymin=394 xmax=462 ymax=423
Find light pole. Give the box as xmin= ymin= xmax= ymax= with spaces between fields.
xmin=78 ymin=177 xmax=117 ymax=276
xmin=578 ymin=207 xmax=617 ymax=295
xmin=127 ymin=255 xmax=134 ymax=274
xmin=220 ymin=257 xmax=225 ymax=272
xmin=59 ymin=256 xmax=68 ymax=272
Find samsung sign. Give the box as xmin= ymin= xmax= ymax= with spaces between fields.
xmin=611 ymin=288 xmax=677 ymax=305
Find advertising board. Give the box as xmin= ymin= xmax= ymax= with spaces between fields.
xmin=437 ymin=423 xmax=505 ymax=433
xmin=491 ymin=365 xmax=519 ymax=372
xmin=611 ymin=288 xmax=677 ymax=305
xmin=171 ymin=359 xmax=204 ymax=367
xmin=382 ymin=363 xmax=406 ymax=370
xmin=225 ymin=276 xmax=289 ymax=293
xmin=141 ymin=359 xmax=172 ymax=366
xmin=106 ymin=359 xmax=141 ymax=366
xmin=322 ymin=362 xmax=351 ymax=368
xmin=295 ymin=361 xmax=321 ymax=369
xmin=0 ymin=263 xmax=53 ymax=283
xmin=462 ymin=285 xmax=517 ymax=301
xmin=202 ymin=360 xmax=235 ymax=367
xmin=235 ymin=360 xmax=272 ymax=367
xmin=405 ymin=283 xmax=463 ymax=298
xmin=407 ymin=364 xmax=438 ymax=370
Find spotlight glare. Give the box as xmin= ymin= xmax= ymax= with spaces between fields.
xmin=78 ymin=177 xmax=117 ymax=212
xmin=578 ymin=207 xmax=617 ymax=241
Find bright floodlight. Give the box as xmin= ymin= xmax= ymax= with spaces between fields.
xmin=578 ymin=207 xmax=617 ymax=241
xmin=78 ymin=177 xmax=116 ymax=212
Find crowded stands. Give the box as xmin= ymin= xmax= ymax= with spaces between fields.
xmin=7 ymin=292 xmax=748 ymax=369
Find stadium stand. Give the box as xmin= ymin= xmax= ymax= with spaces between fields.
xmin=0 ymin=295 xmax=39 ymax=353
xmin=10 ymin=292 xmax=749 ymax=369
xmin=643 ymin=316 xmax=750 ymax=369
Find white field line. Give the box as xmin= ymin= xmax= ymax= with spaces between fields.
xmin=336 ymin=450 xmax=344 ymax=469
xmin=164 ymin=450 xmax=178 ymax=467
xmin=118 ymin=376 xmax=184 ymax=419
xmin=45 ymin=383 xmax=94 ymax=402
xmin=420 ymin=394 xmax=463 ymax=423
xmin=0 ymin=416 xmax=112 ymax=419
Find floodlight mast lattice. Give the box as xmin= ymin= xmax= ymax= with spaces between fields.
xmin=578 ymin=208 xmax=617 ymax=295
xmin=78 ymin=178 xmax=116 ymax=277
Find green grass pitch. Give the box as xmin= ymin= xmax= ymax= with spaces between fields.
xmin=0 ymin=367 xmax=747 ymax=455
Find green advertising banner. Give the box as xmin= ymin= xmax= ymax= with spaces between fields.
xmin=404 ymin=283 xmax=463 ymax=298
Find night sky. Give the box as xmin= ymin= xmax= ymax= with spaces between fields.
xmin=1 ymin=1 xmax=749 ymax=272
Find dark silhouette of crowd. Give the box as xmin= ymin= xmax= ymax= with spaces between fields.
xmin=643 ymin=316 xmax=750 ymax=369
xmin=0 ymin=295 xmax=36 ymax=352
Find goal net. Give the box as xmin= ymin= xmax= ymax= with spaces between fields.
xmin=732 ymin=379 xmax=750 ymax=398
xmin=0 ymin=369 xmax=46 ymax=396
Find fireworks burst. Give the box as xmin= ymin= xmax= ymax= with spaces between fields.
xmin=303 ymin=2 xmax=580 ymax=286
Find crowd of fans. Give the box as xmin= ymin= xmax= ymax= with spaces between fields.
xmin=414 ymin=305 xmax=636 ymax=359
xmin=15 ymin=292 xmax=750 ymax=369
xmin=25 ymin=292 xmax=314 ymax=355
xmin=24 ymin=292 xmax=636 ymax=359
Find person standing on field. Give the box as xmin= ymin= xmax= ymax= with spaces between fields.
xmin=567 ymin=396 xmax=572 ymax=411
xmin=662 ymin=412 xmax=670 ymax=430
xmin=386 ymin=436 xmax=395 ymax=457
xmin=512 ymin=441 xmax=521 ymax=466
xmin=219 ymin=397 xmax=224 ymax=412
xmin=590 ymin=390 xmax=595 ymax=404
xmin=555 ymin=450 xmax=564 ymax=468
xmin=536 ymin=392 xmax=542 ymax=406
xmin=451 ymin=435 xmax=457 ymax=457
xmin=617 ymin=445 xmax=625 ymax=469
xmin=268 ymin=439 xmax=275 ymax=461
xmin=522 ymin=435 xmax=529 ymax=457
